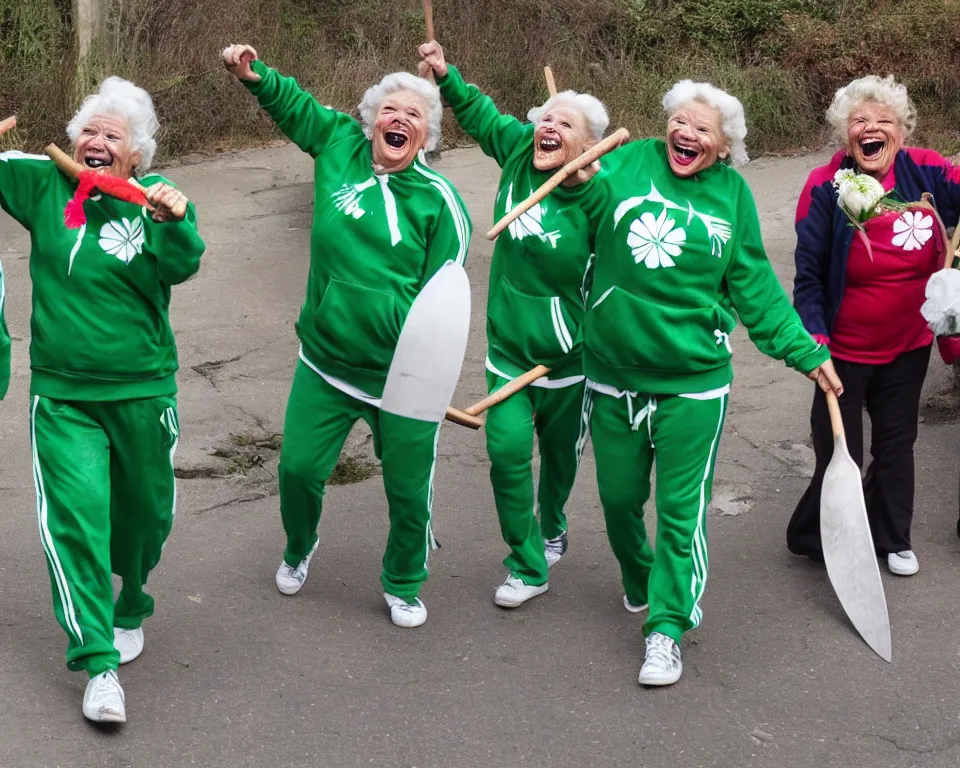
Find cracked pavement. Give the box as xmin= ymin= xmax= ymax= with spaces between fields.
xmin=0 ymin=144 xmax=958 ymax=767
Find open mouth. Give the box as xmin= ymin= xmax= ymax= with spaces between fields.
xmin=860 ymin=140 xmax=884 ymax=159
xmin=538 ymin=137 xmax=561 ymax=152
xmin=672 ymin=142 xmax=700 ymax=166
xmin=84 ymin=155 xmax=113 ymax=169
xmin=384 ymin=131 xmax=408 ymax=150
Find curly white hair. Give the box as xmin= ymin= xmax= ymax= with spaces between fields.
xmin=662 ymin=80 xmax=749 ymax=167
xmin=526 ymin=91 xmax=610 ymax=141
xmin=358 ymin=72 xmax=443 ymax=152
xmin=66 ymin=76 xmax=160 ymax=174
xmin=825 ymin=75 xmax=917 ymax=144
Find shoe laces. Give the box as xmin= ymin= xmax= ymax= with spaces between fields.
xmin=393 ymin=599 xmax=422 ymax=615
xmin=280 ymin=562 xmax=306 ymax=582
xmin=645 ymin=633 xmax=680 ymax=668
xmin=544 ymin=533 xmax=567 ymax=555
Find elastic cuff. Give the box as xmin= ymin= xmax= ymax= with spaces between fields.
xmin=644 ymin=622 xmax=685 ymax=645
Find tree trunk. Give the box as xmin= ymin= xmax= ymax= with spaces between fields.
xmin=72 ymin=0 xmax=105 ymax=89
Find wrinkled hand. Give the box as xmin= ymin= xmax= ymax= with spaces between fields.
xmin=418 ymin=40 xmax=448 ymax=79
xmin=145 ymin=182 xmax=189 ymax=222
xmin=0 ymin=115 xmax=15 ymax=138
xmin=222 ymin=44 xmax=260 ymax=82
xmin=808 ymin=358 xmax=844 ymax=396
xmin=569 ymin=159 xmax=601 ymax=185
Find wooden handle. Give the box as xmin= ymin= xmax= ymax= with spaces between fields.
xmin=0 ymin=116 xmax=16 ymax=137
xmin=825 ymin=390 xmax=844 ymax=440
xmin=544 ymin=66 xmax=557 ymax=97
xmin=444 ymin=405 xmax=483 ymax=430
xmin=423 ymin=0 xmax=435 ymax=41
xmin=44 ymin=143 xmax=148 ymax=193
xmin=486 ymin=127 xmax=629 ymax=240
xmin=463 ymin=365 xmax=550 ymax=416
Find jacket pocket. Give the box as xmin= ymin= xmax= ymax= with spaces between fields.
xmin=488 ymin=279 xmax=579 ymax=365
xmin=312 ymin=279 xmax=402 ymax=373
xmin=585 ymin=286 xmax=732 ymax=372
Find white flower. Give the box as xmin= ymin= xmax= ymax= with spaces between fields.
xmin=833 ymin=169 xmax=886 ymax=221
xmin=627 ymin=209 xmax=686 ymax=268
xmin=99 ymin=217 xmax=144 ymax=264
xmin=892 ymin=211 xmax=934 ymax=251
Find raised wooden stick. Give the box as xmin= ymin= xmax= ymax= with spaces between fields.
xmin=544 ymin=66 xmax=557 ymax=97
xmin=486 ymin=127 xmax=629 ymax=240
xmin=422 ymin=0 xmax=436 ymax=83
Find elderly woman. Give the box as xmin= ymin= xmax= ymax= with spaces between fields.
xmin=0 ymin=77 xmax=204 ymax=723
xmin=419 ymin=42 xmax=611 ymax=607
xmin=583 ymin=80 xmax=842 ymax=686
xmin=222 ymin=45 xmax=471 ymax=629
xmin=787 ymin=76 xmax=960 ymax=575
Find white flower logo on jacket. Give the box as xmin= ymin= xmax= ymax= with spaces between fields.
xmin=99 ymin=217 xmax=144 ymax=264
xmin=892 ymin=211 xmax=934 ymax=251
xmin=505 ymin=184 xmax=562 ymax=248
xmin=627 ymin=209 xmax=687 ymax=268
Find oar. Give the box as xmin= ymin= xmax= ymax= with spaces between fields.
xmin=487 ymin=127 xmax=629 ymax=240
xmin=544 ymin=66 xmax=558 ymax=97
xmin=820 ymin=390 xmax=892 ymax=662
xmin=422 ymin=0 xmax=436 ymax=83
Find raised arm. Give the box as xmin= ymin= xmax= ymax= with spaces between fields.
xmin=222 ymin=44 xmax=359 ymax=158
xmin=419 ymin=41 xmax=528 ymax=167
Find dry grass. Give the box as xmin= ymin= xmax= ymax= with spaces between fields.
xmin=0 ymin=0 xmax=958 ymax=161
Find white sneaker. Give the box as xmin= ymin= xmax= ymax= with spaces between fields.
xmin=384 ymin=593 xmax=427 ymax=628
xmin=113 ymin=627 xmax=144 ymax=664
xmin=494 ymin=575 xmax=549 ymax=608
xmin=623 ymin=595 xmax=649 ymax=614
xmin=544 ymin=531 xmax=568 ymax=568
xmin=82 ymin=669 xmax=126 ymax=724
xmin=888 ymin=550 xmax=919 ymax=576
xmin=275 ymin=538 xmax=319 ymax=595
xmin=638 ymin=632 xmax=683 ymax=687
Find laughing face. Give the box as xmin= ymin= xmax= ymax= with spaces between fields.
xmin=533 ymin=103 xmax=593 ymax=171
xmin=371 ymin=90 xmax=429 ymax=174
xmin=72 ymin=114 xmax=140 ymax=179
xmin=846 ymin=100 xmax=904 ymax=180
xmin=665 ymin=100 xmax=728 ymax=178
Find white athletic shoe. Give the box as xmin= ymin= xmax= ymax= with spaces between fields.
xmin=888 ymin=550 xmax=919 ymax=576
xmin=82 ymin=669 xmax=126 ymax=724
xmin=544 ymin=531 xmax=568 ymax=568
xmin=638 ymin=632 xmax=683 ymax=687
xmin=623 ymin=595 xmax=649 ymax=614
xmin=275 ymin=538 xmax=319 ymax=595
xmin=113 ymin=627 xmax=144 ymax=664
xmin=384 ymin=593 xmax=428 ymax=628
xmin=494 ymin=575 xmax=549 ymax=608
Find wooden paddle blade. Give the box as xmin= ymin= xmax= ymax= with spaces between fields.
xmin=820 ymin=433 xmax=892 ymax=662
xmin=381 ymin=262 xmax=471 ymax=423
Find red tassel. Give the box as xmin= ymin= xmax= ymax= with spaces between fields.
xmin=64 ymin=173 xmax=97 ymax=228
xmin=63 ymin=171 xmax=149 ymax=229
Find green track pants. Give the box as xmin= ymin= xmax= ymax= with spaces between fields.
xmin=30 ymin=394 xmax=180 ymax=677
xmin=278 ymin=362 xmax=441 ymax=600
xmin=587 ymin=387 xmax=727 ymax=644
xmin=485 ymin=372 xmax=586 ymax=586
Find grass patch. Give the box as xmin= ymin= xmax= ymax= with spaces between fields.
xmin=328 ymin=455 xmax=379 ymax=486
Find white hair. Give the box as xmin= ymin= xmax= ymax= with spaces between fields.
xmin=66 ymin=76 xmax=159 ymax=174
xmin=662 ymin=80 xmax=749 ymax=167
xmin=358 ymin=72 xmax=443 ymax=152
xmin=526 ymin=91 xmax=610 ymax=142
xmin=825 ymin=75 xmax=917 ymax=144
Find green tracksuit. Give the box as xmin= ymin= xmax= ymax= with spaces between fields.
xmin=0 ymin=149 xmax=204 ymax=675
xmin=438 ymin=65 xmax=609 ymax=585
xmin=584 ymin=139 xmax=829 ymax=643
xmin=243 ymin=61 xmax=472 ymax=599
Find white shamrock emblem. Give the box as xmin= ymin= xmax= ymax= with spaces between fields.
xmin=627 ymin=209 xmax=686 ymax=268
xmin=99 ymin=218 xmax=144 ymax=264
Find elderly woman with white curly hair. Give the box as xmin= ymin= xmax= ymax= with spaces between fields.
xmin=788 ymin=75 xmax=960 ymax=575
xmin=419 ymin=41 xmax=616 ymax=608
xmin=222 ymin=45 xmax=471 ymax=630
xmin=581 ymin=80 xmax=842 ymax=687
xmin=0 ymin=76 xmax=205 ymax=723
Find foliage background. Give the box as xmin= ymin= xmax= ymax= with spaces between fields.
xmin=0 ymin=0 xmax=959 ymax=161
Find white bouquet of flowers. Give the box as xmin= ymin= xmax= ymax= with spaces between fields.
xmin=833 ymin=169 xmax=888 ymax=222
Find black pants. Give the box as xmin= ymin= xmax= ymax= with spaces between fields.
xmin=787 ymin=344 xmax=931 ymax=560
